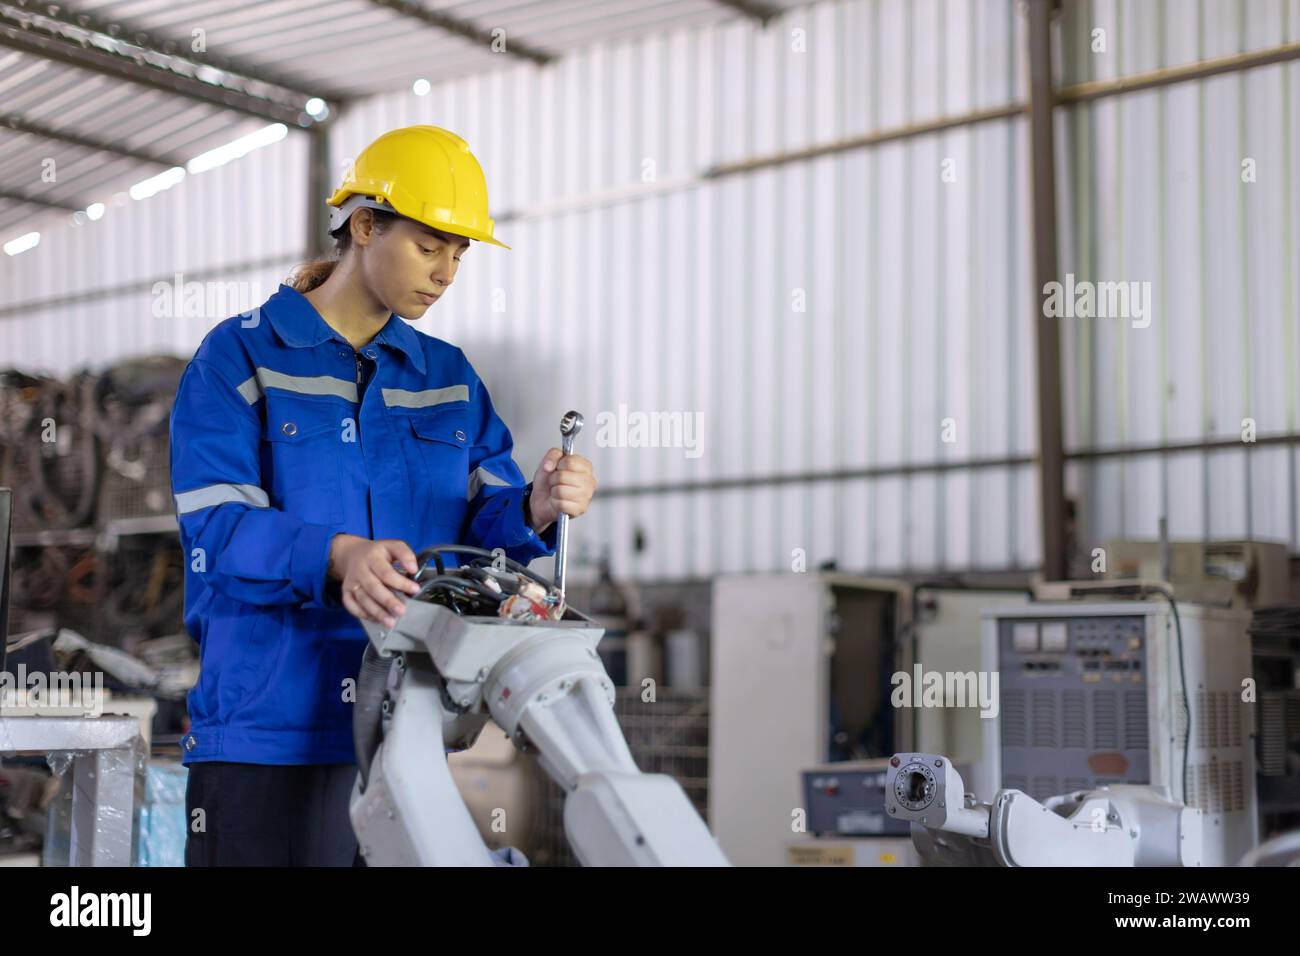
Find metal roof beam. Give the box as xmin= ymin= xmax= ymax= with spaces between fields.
xmin=0 ymin=186 xmax=84 ymax=213
xmin=363 ymin=0 xmax=556 ymax=65
xmin=0 ymin=2 xmax=343 ymax=126
xmin=4 ymin=0 xmax=352 ymax=103
xmin=709 ymin=0 xmax=782 ymax=26
xmin=0 ymin=114 xmax=183 ymax=167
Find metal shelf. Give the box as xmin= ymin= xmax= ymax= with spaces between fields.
xmin=11 ymin=528 xmax=97 ymax=548
xmin=98 ymin=515 xmax=178 ymax=552
xmin=12 ymin=515 xmax=177 ymax=552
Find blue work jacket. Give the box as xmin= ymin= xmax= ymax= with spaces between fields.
xmin=169 ymin=283 xmax=557 ymax=765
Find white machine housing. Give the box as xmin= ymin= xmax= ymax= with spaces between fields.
xmin=980 ymin=600 xmax=1258 ymax=866
xmin=709 ymin=573 xmax=911 ymax=866
xmin=911 ymin=589 xmax=1030 ymax=784
xmin=710 ymin=573 xmax=1028 ymax=867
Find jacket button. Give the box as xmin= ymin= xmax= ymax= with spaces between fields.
xmin=184 ymin=735 xmax=196 ymax=751
xmin=282 ymin=421 xmax=298 ymax=436
xmin=338 ymin=349 xmax=349 ymax=359
xmin=454 ymin=430 xmax=466 ymax=442
xmin=363 ymin=349 xmax=377 ymax=359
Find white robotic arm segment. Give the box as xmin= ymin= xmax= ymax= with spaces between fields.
xmin=350 ymin=655 xmax=498 ymax=866
xmin=352 ymin=597 xmax=730 ymax=867
xmin=486 ymin=629 xmax=728 ymax=865
xmin=565 ymin=771 xmax=728 ymax=866
xmin=886 ymin=753 xmax=1203 ymax=867
xmin=887 ymin=755 xmax=990 ymax=839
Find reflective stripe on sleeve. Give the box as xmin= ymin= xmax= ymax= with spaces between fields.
xmin=467 ymin=465 xmax=511 ymax=501
xmin=174 ymin=483 xmax=270 ymax=515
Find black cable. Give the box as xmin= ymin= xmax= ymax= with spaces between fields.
xmin=414 ymin=546 xmax=447 ymax=578
xmin=1147 ymin=586 xmax=1191 ymax=808
xmin=457 ymin=564 xmax=516 ymax=600
xmin=415 ymin=574 xmax=502 ymax=605
xmin=416 ymin=544 xmax=557 ymax=590
xmin=409 ymin=544 xmax=594 ymax=621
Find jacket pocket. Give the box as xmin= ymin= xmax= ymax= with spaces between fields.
xmin=405 ymin=404 xmax=470 ymax=492
xmin=215 ymin=608 xmax=279 ymax=723
xmin=405 ymin=405 xmax=473 ymax=538
xmin=221 ymin=609 xmax=283 ymax=721
xmin=262 ymin=394 xmax=346 ymax=525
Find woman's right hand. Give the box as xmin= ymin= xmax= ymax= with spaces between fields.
xmin=329 ymin=534 xmax=421 ymax=629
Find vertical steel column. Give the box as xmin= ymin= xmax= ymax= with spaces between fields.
xmin=1027 ymin=0 xmax=1067 ymax=581
xmin=307 ymin=125 xmax=333 ymax=256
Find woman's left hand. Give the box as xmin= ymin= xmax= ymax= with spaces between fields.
xmin=528 ymin=449 xmax=597 ymax=532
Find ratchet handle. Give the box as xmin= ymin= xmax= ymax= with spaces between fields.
xmin=554 ymin=435 xmax=575 ymax=596
xmin=553 ymin=412 xmax=583 ymax=599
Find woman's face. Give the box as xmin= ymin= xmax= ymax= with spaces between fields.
xmin=360 ymin=214 xmax=470 ymax=320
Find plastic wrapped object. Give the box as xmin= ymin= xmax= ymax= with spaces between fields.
xmin=490 ymin=846 xmax=529 ymax=866
xmin=20 ymin=715 xmax=148 ymax=866
xmin=136 ymin=761 xmax=188 ymax=867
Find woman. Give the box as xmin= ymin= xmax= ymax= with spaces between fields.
xmin=170 ymin=126 xmax=597 ymax=866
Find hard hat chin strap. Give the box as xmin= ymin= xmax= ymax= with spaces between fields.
xmin=327 ymin=194 xmax=399 ymax=233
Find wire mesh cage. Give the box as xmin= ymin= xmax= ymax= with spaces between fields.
xmin=525 ymin=686 xmax=711 ymax=867
xmin=8 ymin=543 xmax=103 ymax=643
xmin=97 ymin=434 xmax=173 ymax=524
xmin=97 ymin=537 xmax=186 ymax=648
xmin=4 ymin=427 xmax=101 ymax=533
xmin=90 ymin=356 xmax=183 ymax=525
xmin=1 ymin=373 xmax=102 ymax=534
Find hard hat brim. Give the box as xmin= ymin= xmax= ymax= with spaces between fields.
xmin=327 ymin=191 xmax=510 ymax=250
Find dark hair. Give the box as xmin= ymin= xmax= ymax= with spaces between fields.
xmin=289 ymin=207 xmax=400 ymax=293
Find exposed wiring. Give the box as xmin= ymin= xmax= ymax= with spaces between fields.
xmin=415 ymin=545 xmax=559 ymax=590
xmin=407 ymin=544 xmax=590 ymax=621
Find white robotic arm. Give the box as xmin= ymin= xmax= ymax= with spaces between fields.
xmin=348 ymin=592 xmax=729 ymax=867
xmin=885 ymin=753 xmax=1203 ymax=867
xmin=351 ymin=411 xmax=726 ymax=867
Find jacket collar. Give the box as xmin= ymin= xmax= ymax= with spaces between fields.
xmin=265 ymin=284 xmax=427 ymax=375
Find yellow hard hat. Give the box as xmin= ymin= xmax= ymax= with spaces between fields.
xmin=326 ymin=125 xmax=509 ymax=249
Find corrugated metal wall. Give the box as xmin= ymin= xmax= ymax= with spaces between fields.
xmin=0 ymin=124 xmax=307 ymax=369
xmin=1 ymin=0 xmax=1292 ymax=581
xmin=1057 ymin=0 xmax=1300 ymax=557
xmin=329 ymin=0 xmax=1038 ymax=580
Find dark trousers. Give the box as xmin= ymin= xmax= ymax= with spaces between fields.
xmin=185 ymin=761 xmax=365 ymax=867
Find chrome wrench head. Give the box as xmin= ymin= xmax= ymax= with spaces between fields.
xmin=559 ymin=410 xmax=584 ymax=454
